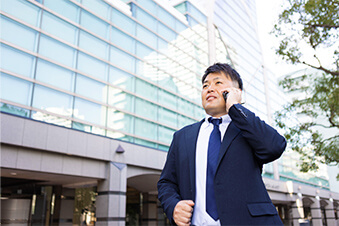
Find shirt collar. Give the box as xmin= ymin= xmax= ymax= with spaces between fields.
xmin=204 ymin=114 xmax=231 ymax=125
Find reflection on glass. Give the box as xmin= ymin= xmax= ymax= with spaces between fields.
xmin=42 ymin=11 xmax=78 ymax=45
xmin=76 ymin=75 xmax=107 ymax=103
xmin=107 ymin=109 xmax=134 ymax=134
xmin=135 ymin=118 xmax=157 ymax=140
xmin=32 ymin=85 xmax=73 ymax=116
xmin=80 ymin=10 xmax=109 ymax=39
xmin=31 ymin=111 xmax=72 ymax=128
xmin=108 ymin=87 xmax=134 ymax=112
xmin=111 ymin=27 xmax=135 ymax=53
xmin=158 ymin=126 xmax=175 ymax=144
xmin=135 ymin=98 xmax=157 ymax=120
xmin=77 ymin=52 xmax=108 ymax=81
xmin=79 ymin=30 xmax=109 ymax=60
xmin=39 ymin=35 xmax=75 ymax=68
xmin=135 ymin=138 xmax=157 ymax=148
xmin=0 ymin=103 xmax=30 ymax=117
xmin=110 ymin=46 xmax=135 ymax=73
xmin=1 ymin=73 xmax=32 ymax=106
xmin=135 ymin=78 xmax=157 ymax=101
xmin=109 ymin=66 xmax=135 ymax=91
xmin=1 ymin=0 xmax=40 ymax=27
xmin=73 ymin=97 xmax=106 ymax=126
xmin=36 ymin=59 xmax=74 ymax=91
xmin=44 ymin=0 xmax=79 ymax=23
xmin=107 ymin=130 xmax=134 ymax=142
xmin=158 ymin=107 xmax=176 ymax=126
xmin=1 ymin=16 xmax=37 ymax=51
xmin=1 ymin=45 xmax=35 ymax=78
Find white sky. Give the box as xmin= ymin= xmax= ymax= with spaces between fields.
xmin=255 ymin=0 xmax=301 ymax=77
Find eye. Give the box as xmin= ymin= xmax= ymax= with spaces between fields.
xmin=216 ymin=81 xmax=222 ymax=84
xmin=202 ymin=84 xmax=208 ymax=89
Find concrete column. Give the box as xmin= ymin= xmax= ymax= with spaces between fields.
xmin=96 ymin=162 xmax=127 ymax=226
xmin=310 ymin=197 xmax=323 ymax=226
xmin=59 ymin=188 xmax=75 ymax=225
xmin=291 ymin=194 xmax=304 ymax=226
xmin=324 ymin=199 xmax=336 ymax=226
xmin=141 ymin=193 xmax=158 ymax=226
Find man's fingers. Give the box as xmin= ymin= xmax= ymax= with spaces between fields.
xmin=173 ymin=200 xmax=194 ymax=226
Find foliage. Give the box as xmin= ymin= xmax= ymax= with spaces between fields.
xmin=272 ymin=0 xmax=339 ymax=176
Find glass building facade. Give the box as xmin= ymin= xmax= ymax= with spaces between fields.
xmin=1 ymin=0 xmax=338 ymax=225
xmin=1 ymin=0 xmax=211 ymax=151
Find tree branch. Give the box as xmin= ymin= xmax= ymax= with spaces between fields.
xmin=309 ymin=24 xmax=339 ymax=29
xmin=302 ymin=61 xmax=339 ymax=76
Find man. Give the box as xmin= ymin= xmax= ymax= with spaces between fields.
xmin=157 ymin=63 xmax=286 ymax=225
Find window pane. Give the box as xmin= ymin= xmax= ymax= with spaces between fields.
xmin=44 ymin=0 xmax=79 ymax=23
xmin=111 ymin=27 xmax=135 ymax=53
xmin=0 ymin=103 xmax=30 ymax=117
xmin=136 ymin=41 xmax=154 ymax=59
xmin=77 ymin=52 xmax=108 ymax=81
xmin=31 ymin=111 xmax=72 ymax=128
xmin=80 ymin=11 xmax=109 ymax=39
xmin=73 ymin=97 xmax=106 ymax=125
xmin=136 ymin=24 xmax=157 ymax=49
xmin=109 ymin=66 xmax=135 ymax=92
xmin=1 ymin=0 xmax=40 ymax=27
xmin=157 ymin=7 xmax=175 ymax=29
xmin=111 ymin=8 xmax=136 ymax=36
xmin=1 ymin=45 xmax=35 ymax=78
xmin=36 ymin=59 xmax=74 ymax=91
xmin=0 ymin=73 xmax=32 ymax=106
xmin=41 ymin=12 xmax=78 ymax=45
xmin=0 ymin=16 xmax=37 ymax=51
xmin=158 ymin=22 xmax=176 ymax=41
xmin=108 ymin=87 xmax=134 ymax=112
xmin=81 ymin=0 xmax=111 ymax=20
xmin=158 ymin=126 xmax=174 ymax=144
xmin=32 ymin=85 xmax=73 ymax=116
xmin=135 ymin=118 xmax=157 ymax=140
xmin=135 ymin=0 xmax=156 ymax=12
xmin=135 ymin=78 xmax=157 ymax=101
xmin=110 ymin=46 xmax=135 ymax=72
xmin=158 ymin=107 xmax=176 ymax=126
xmin=79 ymin=30 xmax=109 ymax=60
xmin=76 ymin=75 xmax=107 ymax=103
xmin=135 ymin=98 xmax=157 ymax=120
xmin=158 ymin=89 xmax=176 ymax=109
xmin=136 ymin=7 xmax=156 ymax=32
xmin=134 ymin=138 xmax=157 ymax=148
xmin=39 ymin=35 xmax=76 ymax=68
xmin=107 ymin=110 xmax=134 ymax=134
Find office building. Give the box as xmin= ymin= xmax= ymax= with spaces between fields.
xmin=1 ymin=0 xmax=338 ymax=225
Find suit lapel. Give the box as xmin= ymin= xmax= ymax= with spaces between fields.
xmin=217 ymin=121 xmax=241 ymax=167
xmin=184 ymin=120 xmax=204 ymax=201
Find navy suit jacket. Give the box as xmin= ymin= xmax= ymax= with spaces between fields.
xmin=157 ymin=104 xmax=286 ymax=225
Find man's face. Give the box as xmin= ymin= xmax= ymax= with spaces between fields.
xmin=201 ymin=72 xmax=238 ymax=117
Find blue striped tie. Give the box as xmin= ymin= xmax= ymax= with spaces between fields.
xmin=206 ymin=117 xmax=222 ymax=220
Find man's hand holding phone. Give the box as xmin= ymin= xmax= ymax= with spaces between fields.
xmin=222 ymin=88 xmax=242 ymax=113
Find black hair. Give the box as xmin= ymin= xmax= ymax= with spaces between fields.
xmin=202 ymin=63 xmax=243 ymax=90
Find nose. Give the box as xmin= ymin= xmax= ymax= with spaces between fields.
xmin=207 ymin=84 xmax=215 ymax=93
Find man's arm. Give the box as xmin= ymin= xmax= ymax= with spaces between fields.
xmin=228 ymin=103 xmax=286 ymax=164
xmin=157 ymin=132 xmax=195 ymax=225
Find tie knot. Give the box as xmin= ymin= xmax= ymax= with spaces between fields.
xmin=208 ymin=118 xmax=222 ymax=126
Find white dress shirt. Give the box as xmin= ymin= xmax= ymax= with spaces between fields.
xmin=192 ymin=114 xmax=231 ymax=226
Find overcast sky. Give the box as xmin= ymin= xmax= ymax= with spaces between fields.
xmin=255 ymin=0 xmax=301 ymax=77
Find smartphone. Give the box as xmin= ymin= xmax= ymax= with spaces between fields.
xmin=223 ymin=91 xmax=229 ymax=102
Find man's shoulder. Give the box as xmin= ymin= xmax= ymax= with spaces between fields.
xmin=175 ymin=119 xmax=204 ymax=135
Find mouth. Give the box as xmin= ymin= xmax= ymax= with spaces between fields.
xmin=206 ymin=95 xmax=217 ymax=101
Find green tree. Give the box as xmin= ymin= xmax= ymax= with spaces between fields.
xmin=272 ymin=0 xmax=339 ymax=176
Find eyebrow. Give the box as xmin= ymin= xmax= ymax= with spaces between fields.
xmin=203 ymin=76 xmax=222 ymax=84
